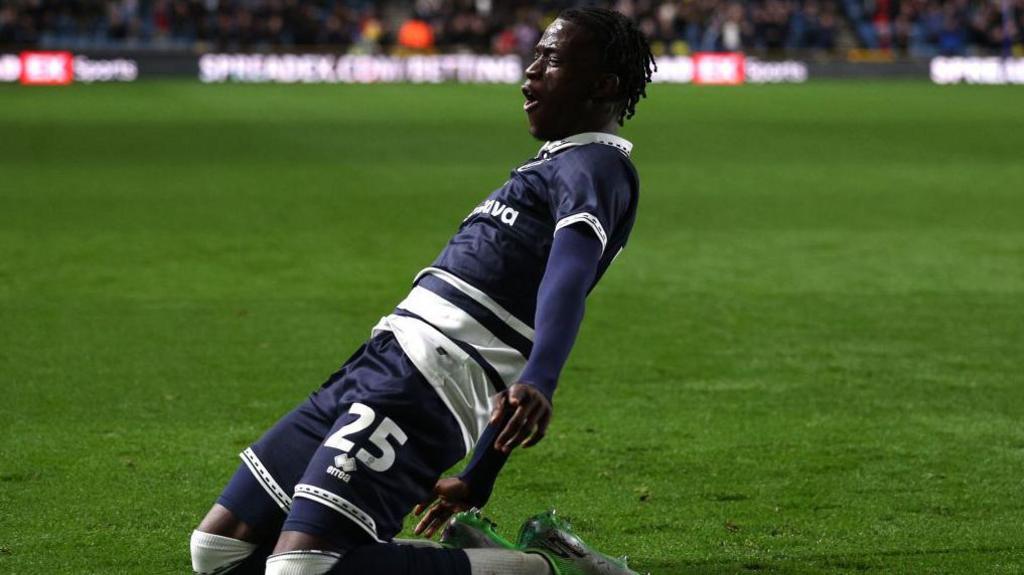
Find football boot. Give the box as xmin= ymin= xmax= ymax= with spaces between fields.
xmin=440 ymin=509 xmax=519 ymax=550
xmin=517 ymin=510 xmax=644 ymax=575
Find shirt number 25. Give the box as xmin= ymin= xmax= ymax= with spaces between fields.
xmin=324 ymin=403 xmax=408 ymax=472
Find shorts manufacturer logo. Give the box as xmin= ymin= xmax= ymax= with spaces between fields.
xmin=327 ymin=453 xmax=357 ymax=482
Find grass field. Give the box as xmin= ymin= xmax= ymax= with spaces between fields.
xmin=1 ymin=80 xmax=1023 ymax=574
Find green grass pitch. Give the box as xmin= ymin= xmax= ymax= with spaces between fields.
xmin=1 ymin=80 xmax=1022 ymax=574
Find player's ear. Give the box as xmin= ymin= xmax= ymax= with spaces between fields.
xmin=593 ymin=73 xmax=620 ymax=102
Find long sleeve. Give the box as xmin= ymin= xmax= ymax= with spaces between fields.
xmin=517 ymin=225 xmax=603 ymax=400
xmin=457 ymin=225 xmax=603 ymax=504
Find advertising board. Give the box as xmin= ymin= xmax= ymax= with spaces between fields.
xmin=198 ymin=54 xmax=522 ymax=84
xmin=930 ymin=57 xmax=1024 ymax=85
xmin=0 ymin=51 xmax=815 ymax=85
xmin=652 ymin=55 xmax=807 ymax=84
xmin=20 ymin=51 xmax=74 ymax=85
xmin=0 ymin=52 xmax=139 ymax=84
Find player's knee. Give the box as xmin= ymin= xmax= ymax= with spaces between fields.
xmin=265 ymin=550 xmax=342 ymax=575
xmin=196 ymin=503 xmax=263 ymax=542
xmin=190 ymin=530 xmax=258 ymax=574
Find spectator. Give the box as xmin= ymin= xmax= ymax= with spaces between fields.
xmin=398 ymin=17 xmax=434 ymax=51
xmin=721 ymin=3 xmax=749 ymax=52
xmin=0 ymin=0 xmax=1017 ymax=57
xmin=938 ymin=5 xmax=967 ymax=54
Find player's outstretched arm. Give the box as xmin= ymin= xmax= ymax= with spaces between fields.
xmin=413 ymin=226 xmax=602 ymax=537
xmin=498 ymin=223 xmax=603 ymax=449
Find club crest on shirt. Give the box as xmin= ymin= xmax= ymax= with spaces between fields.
xmin=466 ymin=198 xmax=520 ymax=226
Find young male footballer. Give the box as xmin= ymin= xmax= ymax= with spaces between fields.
xmin=190 ymin=7 xmax=655 ymax=575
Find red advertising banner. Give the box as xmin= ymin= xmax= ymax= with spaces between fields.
xmin=692 ymin=53 xmax=746 ymax=85
xmin=20 ymin=51 xmax=74 ymax=85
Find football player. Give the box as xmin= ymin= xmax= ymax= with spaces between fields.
xmin=190 ymin=7 xmax=655 ymax=575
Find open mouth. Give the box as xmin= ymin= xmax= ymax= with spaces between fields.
xmin=522 ymin=85 xmax=540 ymax=112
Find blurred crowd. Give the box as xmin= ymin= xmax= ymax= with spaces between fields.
xmin=846 ymin=0 xmax=1023 ymax=56
xmin=0 ymin=0 xmax=1020 ymax=57
xmin=628 ymin=0 xmax=841 ymax=53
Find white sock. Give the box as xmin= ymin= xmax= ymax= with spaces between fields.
xmin=265 ymin=550 xmax=342 ymax=575
xmin=189 ymin=530 xmax=258 ymax=574
xmin=465 ymin=549 xmax=552 ymax=575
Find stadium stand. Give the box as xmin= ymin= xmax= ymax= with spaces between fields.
xmin=841 ymin=0 xmax=1022 ymax=56
xmin=0 ymin=0 xmax=1020 ymax=57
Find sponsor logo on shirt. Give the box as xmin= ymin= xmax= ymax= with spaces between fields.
xmin=468 ymin=198 xmax=519 ymax=226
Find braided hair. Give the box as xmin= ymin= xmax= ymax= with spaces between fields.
xmin=560 ymin=7 xmax=657 ymax=125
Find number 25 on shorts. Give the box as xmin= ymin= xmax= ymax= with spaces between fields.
xmin=324 ymin=403 xmax=409 ymax=472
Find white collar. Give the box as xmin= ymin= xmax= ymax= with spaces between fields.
xmin=538 ymin=132 xmax=633 ymax=158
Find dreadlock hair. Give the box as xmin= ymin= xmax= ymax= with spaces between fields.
xmin=559 ymin=6 xmax=657 ymax=126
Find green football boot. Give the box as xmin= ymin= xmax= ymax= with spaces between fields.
xmin=517 ymin=510 xmax=644 ymax=575
xmin=440 ymin=509 xmax=519 ymax=550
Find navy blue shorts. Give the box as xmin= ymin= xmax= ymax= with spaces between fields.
xmin=217 ymin=331 xmax=467 ymax=548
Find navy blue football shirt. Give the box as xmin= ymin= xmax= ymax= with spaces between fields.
xmin=379 ymin=132 xmax=640 ymax=445
xmin=424 ymin=132 xmax=639 ymax=328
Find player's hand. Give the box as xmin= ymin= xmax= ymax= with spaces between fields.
xmin=491 ymin=383 xmax=552 ymax=453
xmin=412 ymin=477 xmax=474 ymax=538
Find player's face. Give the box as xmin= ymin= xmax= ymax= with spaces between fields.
xmin=521 ymin=19 xmax=607 ymax=141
